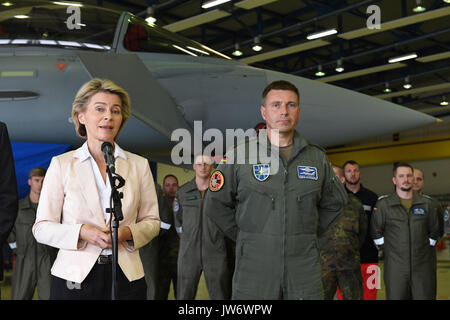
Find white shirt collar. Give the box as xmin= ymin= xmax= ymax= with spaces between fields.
xmin=78 ymin=141 xmax=127 ymax=162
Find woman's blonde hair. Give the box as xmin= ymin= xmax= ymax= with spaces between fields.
xmin=71 ymin=78 xmax=131 ymax=140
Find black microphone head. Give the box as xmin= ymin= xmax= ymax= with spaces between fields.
xmin=101 ymin=141 xmax=114 ymax=154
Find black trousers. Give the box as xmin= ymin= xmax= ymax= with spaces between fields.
xmin=50 ymin=263 xmax=147 ymax=300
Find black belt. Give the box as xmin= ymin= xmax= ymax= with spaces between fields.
xmin=97 ymin=255 xmax=113 ymax=265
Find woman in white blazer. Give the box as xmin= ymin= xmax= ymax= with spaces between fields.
xmin=33 ymin=78 xmax=160 ymax=299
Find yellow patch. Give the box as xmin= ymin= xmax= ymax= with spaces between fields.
xmin=209 ymin=170 xmax=224 ymax=192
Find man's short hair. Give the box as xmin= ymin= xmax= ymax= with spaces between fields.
xmin=29 ymin=167 xmax=46 ymax=178
xmin=343 ymin=160 xmax=359 ymax=169
xmin=163 ymin=174 xmax=178 ymax=185
xmin=393 ymin=162 xmax=413 ymax=176
xmin=261 ymin=80 xmax=299 ymax=106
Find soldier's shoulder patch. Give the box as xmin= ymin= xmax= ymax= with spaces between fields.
xmin=209 ymin=170 xmax=225 ymax=192
xmin=444 ymin=209 xmax=449 ymax=221
xmin=173 ymin=198 xmax=180 ymax=213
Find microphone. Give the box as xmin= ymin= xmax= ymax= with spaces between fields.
xmin=101 ymin=142 xmax=116 ymax=173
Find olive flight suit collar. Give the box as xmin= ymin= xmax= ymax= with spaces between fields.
xmin=387 ymin=191 xmax=425 ymax=209
xmin=258 ymin=129 xmax=309 ymax=165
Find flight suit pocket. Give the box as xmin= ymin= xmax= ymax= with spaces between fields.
xmin=236 ymin=189 xmax=275 ymax=233
xmin=296 ymin=188 xmax=321 ymax=233
xmin=180 ymin=203 xmax=201 ymax=237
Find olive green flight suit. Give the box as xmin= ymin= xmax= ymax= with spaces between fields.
xmin=8 ymin=197 xmax=57 ymax=300
xmin=174 ymin=179 xmax=232 ymax=300
xmin=140 ymin=183 xmax=173 ymax=300
xmin=203 ymin=130 xmax=348 ymax=300
xmin=319 ymin=194 xmax=367 ymax=300
xmin=371 ymin=192 xmax=443 ymax=300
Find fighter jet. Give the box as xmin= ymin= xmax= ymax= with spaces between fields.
xmin=0 ymin=1 xmax=437 ymax=164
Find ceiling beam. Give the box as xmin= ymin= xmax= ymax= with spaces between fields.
xmin=338 ymin=6 xmax=450 ymax=40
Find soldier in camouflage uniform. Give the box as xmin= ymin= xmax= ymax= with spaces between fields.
xmin=319 ymin=166 xmax=367 ymax=300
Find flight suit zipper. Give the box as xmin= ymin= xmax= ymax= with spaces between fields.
xmin=281 ymin=167 xmax=288 ymax=297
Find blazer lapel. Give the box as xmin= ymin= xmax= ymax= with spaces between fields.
xmin=74 ymin=154 xmax=106 ymax=227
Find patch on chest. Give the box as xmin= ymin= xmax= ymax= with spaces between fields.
xmin=412 ymin=207 xmax=426 ymax=215
xmin=297 ymin=166 xmax=318 ymax=180
xmin=209 ymin=170 xmax=224 ymax=192
xmin=253 ymin=164 xmax=270 ymax=182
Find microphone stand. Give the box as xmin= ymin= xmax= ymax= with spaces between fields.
xmin=105 ymin=165 xmax=125 ymax=300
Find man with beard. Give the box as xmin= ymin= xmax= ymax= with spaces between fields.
xmin=343 ymin=160 xmax=378 ymax=300
xmin=371 ymin=163 xmax=442 ymax=300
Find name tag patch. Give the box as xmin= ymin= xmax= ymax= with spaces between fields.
xmin=297 ymin=166 xmax=318 ymax=180
xmin=413 ymin=208 xmax=426 ymax=215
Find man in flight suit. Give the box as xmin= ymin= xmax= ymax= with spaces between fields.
xmin=174 ymin=155 xmax=232 ymax=300
xmin=203 ymin=80 xmax=348 ymax=300
xmin=156 ymin=174 xmax=180 ymax=300
xmin=371 ymin=163 xmax=443 ymax=300
xmin=319 ymin=166 xmax=366 ymax=300
xmin=8 ymin=168 xmax=56 ymax=300
xmin=140 ymin=183 xmax=172 ymax=299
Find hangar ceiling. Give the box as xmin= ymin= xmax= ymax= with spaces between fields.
xmin=25 ymin=0 xmax=450 ymax=118
xmin=87 ymin=0 xmax=450 ymax=118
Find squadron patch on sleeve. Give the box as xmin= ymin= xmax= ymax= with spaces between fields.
xmin=444 ymin=209 xmax=449 ymax=221
xmin=209 ymin=170 xmax=224 ymax=192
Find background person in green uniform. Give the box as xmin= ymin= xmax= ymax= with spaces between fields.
xmin=319 ymin=165 xmax=366 ymax=300
xmin=371 ymin=163 xmax=443 ymax=300
xmin=174 ymin=154 xmax=232 ymax=300
xmin=203 ymin=80 xmax=348 ymax=300
xmin=156 ymin=174 xmax=180 ymax=299
xmin=139 ymin=183 xmax=172 ymax=299
xmin=8 ymin=168 xmax=56 ymax=300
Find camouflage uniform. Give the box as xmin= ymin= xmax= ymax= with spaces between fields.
xmin=319 ymin=194 xmax=367 ymax=300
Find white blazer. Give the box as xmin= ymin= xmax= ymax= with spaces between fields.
xmin=33 ymin=146 xmax=160 ymax=283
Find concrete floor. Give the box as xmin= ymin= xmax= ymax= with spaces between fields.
xmin=2 ymin=249 xmax=449 ymax=300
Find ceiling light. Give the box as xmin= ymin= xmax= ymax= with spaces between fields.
xmin=413 ymin=0 xmax=426 ymax=13
xmin=201 ymin=0 xmax=231 ymax=9
xmin=383 ymin=82 xmax=392 ymax=93
xmin=14 ymin=15 xmax=29 ymax=19
xmin=306 ymin=28 xmax=338 ymax=40
xmin=441 ymin=96 xmax=449 ymax=106
xmin=315 ymin=65 xmax=325 ymax=77
xmin=388 ymin=53 xmax=418 ymax=63
xmin=172 ymin=45 xmax=197 ymax=56
xmin=1 ymin=2 xmax=13 ymax=6
xmin=335 ymin=59 xmax=344 ymax=73
xmin=403 ymin=76 xmax=412 ymax=89
xmin=444 ymin=0 xmax=450 ymax=3
xmin=145 ymin=6 xmax=156 ymax=24
xmin=252 ymin=36 xmax=262 ymax=52
xmin=53 ymin=1 xmax=83 ymax=6
xmin=232 ymin=43 xmax=243 ymax=57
